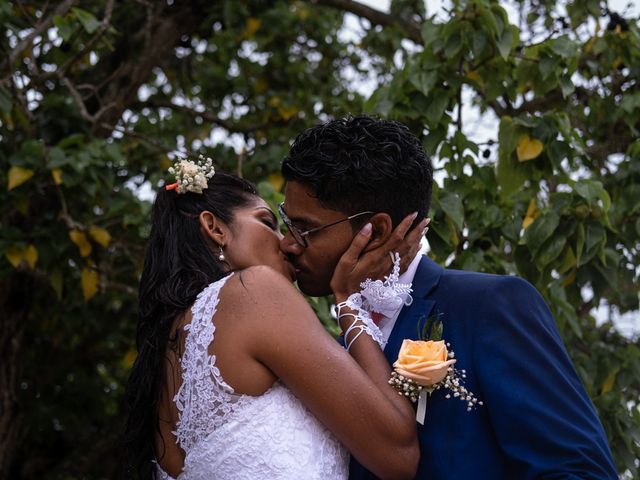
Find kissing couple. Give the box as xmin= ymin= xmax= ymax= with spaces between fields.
xmin=123 ymin=115 xmax=616 ymax=479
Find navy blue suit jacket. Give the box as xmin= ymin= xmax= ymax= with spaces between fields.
xmin=350 ymin=256 xmax=617 ymax=480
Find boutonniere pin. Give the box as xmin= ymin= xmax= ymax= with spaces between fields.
xmin=388 ymin=314 xmax=482 ymax=424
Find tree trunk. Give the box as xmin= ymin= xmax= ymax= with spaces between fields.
xmin=0 ymin=273 xmax=32 ymax=479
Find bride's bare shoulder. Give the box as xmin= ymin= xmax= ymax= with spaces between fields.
xmin=221 ymin=265 xmax=301 ymax=307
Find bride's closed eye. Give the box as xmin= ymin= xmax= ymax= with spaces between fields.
xmin=261 ymin=216 xmax=278 ymax=231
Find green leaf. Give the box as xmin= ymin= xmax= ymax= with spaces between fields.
xmin=439 ymin=192 xmax=464 ymax=231
xmin=581 ymin=221 xmax=605 ymax=266
xmin=536 ymin=233 xmax=567 ymax=268
xmin=524 ymin=211 xmax=560 ymax=255
xmin=559 ymin=76 xmax=575 ymax=98
xmin=53 ymin=14 xmax=75 ymax=41
xmin=72 ymin=8 xmax=100 ymax=34
xmin=497 ymin=28 xmax=514 ymax=60
xmin=574 ymin=180 xmax=610 ymax=210
xmin=0 ymin=86 xmax=12 ymax=114
xmin=546 ymin=140 xmax=570 ymax=169
xmin=444 ymin=32 xmax=462 ymax=58
xmin=575 ymin=222 xmax=585 ymax=266
xmin=472 ymin=30 xmax=487 ymax=58
xmin=425 ymin=93 xmax=449 ymax=124
xmin=550 ymin=36 xmax=578 ymax=58
xmin=420 ymin=20 xmax=439 ymax=45
xmin=409 ymin=70 xmax=437 ymax=96
xmin=538 ymin=56 xmax=557 ymax=80
xmin=496 ymin=117 xmax=528 ymax=195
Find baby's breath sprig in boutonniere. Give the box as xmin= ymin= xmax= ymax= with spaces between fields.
xmin=389 ymin=314 xmax=482 ymax=424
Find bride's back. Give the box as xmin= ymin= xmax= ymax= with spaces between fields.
xmin=155 ymin=270 xmax=348 ymax=479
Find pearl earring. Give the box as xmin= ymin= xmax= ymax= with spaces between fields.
xmin=218 ymin=245 xmax=225 ymax=262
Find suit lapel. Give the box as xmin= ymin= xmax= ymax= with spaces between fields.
xmin=384 ymin=256 xmax=444 ymax=364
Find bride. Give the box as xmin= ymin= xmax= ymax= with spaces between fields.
xmin=122 ymin=159 xmax=426 ymax=479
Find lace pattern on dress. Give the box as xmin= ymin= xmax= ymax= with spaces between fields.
xmin=163 ymin=272 xmax=348 ymax=479
xmin=172 ymin=273 xmax=245 ymax=452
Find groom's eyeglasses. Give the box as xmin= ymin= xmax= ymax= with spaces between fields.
xmin=277 ymin=202 xmax=373 ymax=248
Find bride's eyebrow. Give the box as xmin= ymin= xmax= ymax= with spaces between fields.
xmin=255 ymin=206 xmax=278 ymax=224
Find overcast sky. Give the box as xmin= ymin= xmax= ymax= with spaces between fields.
xmin=359 ymin=0 xmax=639 ymax=17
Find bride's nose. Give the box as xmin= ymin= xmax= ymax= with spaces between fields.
xmin=279 ymin=232 xmax=303 ymax=256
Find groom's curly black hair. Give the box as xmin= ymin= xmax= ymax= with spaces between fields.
xmin=281 ymin=114 xmax=433 ymax=227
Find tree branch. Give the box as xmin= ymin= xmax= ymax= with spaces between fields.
xmin=56 ymin=0 xmax=114 ymax=79
xmin=1 ymin=0 xmax=74 ymax=73
xmin=143 ymin=99 xmax=261 ymax=134
xmin=310 ymin=0 xmax=423 ymax=45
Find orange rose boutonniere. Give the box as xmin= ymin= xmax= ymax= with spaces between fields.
xmin=389 ymin=316 xmax=482 ymax=424
xmin=393 ymin=339 xmax=456 ymax=385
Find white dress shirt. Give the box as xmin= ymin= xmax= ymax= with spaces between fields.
xmin=377 ymin=252 xmax=424 ymax=343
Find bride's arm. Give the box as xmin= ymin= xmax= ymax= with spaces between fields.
xmin=229 ymin=218 xmax=425 ymax=480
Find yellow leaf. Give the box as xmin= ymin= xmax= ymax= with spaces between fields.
xmin=69 ymin=230 xmax=92 ymax=257
xmin=254 ymin=77 xmax=268 ymax=94
xmin=612 ymin=57 xmax=622 ymax=70
xmin=81 ymin=267 xmax=99 ymax=300
xmin=51 ymin=168 xmax=63 ymax=185
xmin=4 ymin=244 xmax=38 ymax=269
xmin=7 ymin=166 xmax=34 ymax=190
xmin=159 ymin=156 xmax=172 ymax=171
xmin=277 ymin=105 xmax=298 ymax=121
xmin=3 ymin=112 xmax=14 ymax=130
xmin=268 ymin=96 xmax=281 ymax=107
xmin=517 ymin=80 xmax=533 ymax=94
xmin=522 ymin=199 xmax=539 ymax=230
xmin=24 ymin=244 xmax=38 ymax=269
xmin=296 ymin=6 xmax=310 ymax=20
xmin=516 ymin=135 xmax=544 ymax=162
xmin=446 ymin=217 xmax=459 ymax=247
xmin=466 ymin=70 xmax=483 ymax=86
xmin=5 ymin=247 xmax=22 ymax=268
xmin=50 ymin=268 xmax=64 ymax=299
xmin=267 ymin=172 xmax=284 ymax=192
xmin=558 ymin=247 xmax=577 ymax=274
xmin=122 ymin=347 xmax=138 ymax=370
xmin=561 ymin=269 xmax=576 ymax=287
xmin=584 ymin=37 xmax=594 ymax=53
xmin=15 ymin=196 xmax=29 ymax=216
xmin=245 ymin=17 xmax=261 ymax=38
xmin=601 ymin=367 xmax=619 ymax=394
xmin=89 ymin=225 xmax=111 ymax=248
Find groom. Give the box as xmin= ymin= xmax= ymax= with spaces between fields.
xmin=279 ymin=115 xmax=617 ymax=479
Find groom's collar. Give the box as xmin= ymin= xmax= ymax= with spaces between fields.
xmin=412 ymin=255 xmax=444 ymax=299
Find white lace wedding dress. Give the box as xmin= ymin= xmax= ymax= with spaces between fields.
xmin=157 ymin=274 xmax=349 ymax=480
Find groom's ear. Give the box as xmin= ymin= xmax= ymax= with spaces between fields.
xmin=363 ymin=213 xmax=393 ymax=252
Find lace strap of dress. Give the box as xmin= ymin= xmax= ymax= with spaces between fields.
xmin=173 ymin=273 xmax=235 ymax=452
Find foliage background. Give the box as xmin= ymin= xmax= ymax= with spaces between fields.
xmin=1 ymin=0 xmax=638 ymax=478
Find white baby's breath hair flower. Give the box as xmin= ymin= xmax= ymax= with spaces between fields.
xmin=165 ymin=155 xmax=216 ymax=194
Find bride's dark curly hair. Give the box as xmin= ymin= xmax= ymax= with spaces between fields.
xmin=121 ymin=172 xmax=257 ymax=479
